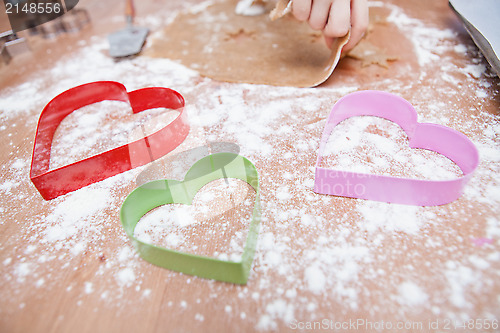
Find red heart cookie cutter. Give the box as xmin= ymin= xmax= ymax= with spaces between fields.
xmin=30 ymin=81 xmax=189 ymax=200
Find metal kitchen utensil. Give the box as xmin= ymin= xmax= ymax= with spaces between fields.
xmin=108 ymin=0 xmax=149 ymax=58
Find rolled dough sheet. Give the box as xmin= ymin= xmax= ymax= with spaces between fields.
xmin=146 ymin=0 xmax=348 ymax=87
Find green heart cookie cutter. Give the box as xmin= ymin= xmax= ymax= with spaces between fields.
xmin=120 ymin=153 xmax=261 ymax=284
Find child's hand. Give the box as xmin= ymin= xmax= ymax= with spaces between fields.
xmin=292 ymin=0 xmax=368 ymax=51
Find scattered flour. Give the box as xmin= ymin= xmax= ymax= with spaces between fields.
xmin=304 ymin=264 xmax=326 ymax=294
xmin=357 ymin=202 xmax=426 ymax=235
xmin=84 ymin=282 xmax=94 ymax=294
xmin=235 ymin=0 xmax=266 ymax=16
xmin=116 ymin=267 xmax=136 ymax=286
xmin=386 ymin=3 xmax=457 ymax=68
xmin=397 ymin=281 xmax=429 ymax=307
xmin=0 ymin=0 xmax=498 ymax=331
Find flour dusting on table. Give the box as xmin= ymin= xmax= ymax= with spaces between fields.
xmin=0 ymin=0 xmax=499 ymax=331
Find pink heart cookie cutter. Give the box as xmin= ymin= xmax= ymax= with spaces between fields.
xmin=30 ymin=81 xmax=189 ymax=200
xmin=314 ymin=90 xmax=479 ymax=206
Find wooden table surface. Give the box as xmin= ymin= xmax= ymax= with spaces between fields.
xmin=1 ymin=0 xmax=499 ymax=332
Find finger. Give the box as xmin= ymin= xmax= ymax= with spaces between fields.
xmin=324 ymin=0 xmax=351 ymax=39
xmin=308 ymin=0 xmax=333 ymax=31
xmin=292 ymin=0 xmax=312 ymax=21
xmin=325 ymin=36 xmax=335 ymax=49
xmin=342 ymin=0 xmax=369 ymax=51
